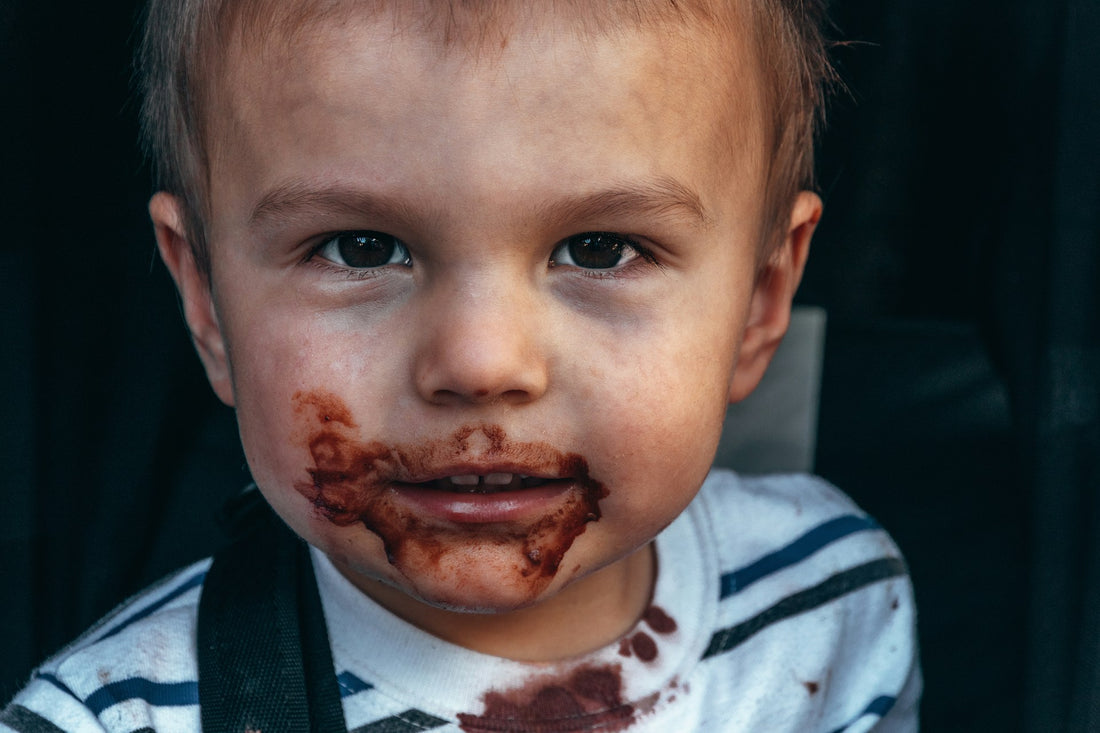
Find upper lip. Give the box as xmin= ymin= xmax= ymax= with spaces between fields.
xmin=326 ymin=423 xmax=588 ymax=490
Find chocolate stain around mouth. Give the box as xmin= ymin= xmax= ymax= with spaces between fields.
xmin=291 ymin=389 xmax=609 ymax=595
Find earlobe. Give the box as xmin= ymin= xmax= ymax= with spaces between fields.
xmin=728 ymin=191 xmax=822 ymax=403
xmin=150 ymin=192 xmax=236 ymax=407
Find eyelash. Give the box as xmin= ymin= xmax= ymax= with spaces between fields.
xmin=305 ymin=230 xmax=659 ymax=277
xmin=549 ymin=232 xmax=659 ymax=274
xmin=305 ymin=231 xmax=411 ymax=280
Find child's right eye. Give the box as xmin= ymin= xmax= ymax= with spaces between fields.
xmin=315 ymin=231 xmax=412 ymax=269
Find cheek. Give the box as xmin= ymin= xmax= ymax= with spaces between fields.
xmin=577 ymin=322 xmax=737 ymax=515
xmin=222 ymin=314 xmax=371 ymax=496
xmin=591 ymin=307 xmax=739 ymax=419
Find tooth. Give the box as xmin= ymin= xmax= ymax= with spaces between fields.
xmin=484 ymin=473 xmax=514 ymax=485
xmin=450 ymin=475 xmax=480 ymax=486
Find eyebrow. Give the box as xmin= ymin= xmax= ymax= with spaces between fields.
xmin=249 ymin=179 xmax=426 ymax=234
xmin=536 ymin=176 xmax=713 ymax=232
xmin=248 ymin=175 xmax=712 ymax=234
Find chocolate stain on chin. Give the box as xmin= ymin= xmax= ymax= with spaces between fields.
xmin=291 ymin=389 xmax=609 ymax=597
xmin=458 ymin=665 xmax=637 ymax=733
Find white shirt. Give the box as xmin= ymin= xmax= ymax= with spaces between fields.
xmin=1 ymin=471 xmax=920 ymax=732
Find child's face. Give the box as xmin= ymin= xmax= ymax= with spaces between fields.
xmin=156 ymin=10 xmax=818 ymax=618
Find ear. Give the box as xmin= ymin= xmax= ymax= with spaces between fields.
xmin=728 ymin=191 xmax=822 ymax=403
xmin=150 ymin=192 xmax=236 ymax=407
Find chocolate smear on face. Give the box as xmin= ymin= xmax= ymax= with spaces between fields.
xmin=458 ymin=665 xmax=636 ymax=733
xmin=291 ymin=389 xmax=608 ymax=600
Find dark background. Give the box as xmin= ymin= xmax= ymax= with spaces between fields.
xmin=2 ymin=1 xmax=1098 ymax=731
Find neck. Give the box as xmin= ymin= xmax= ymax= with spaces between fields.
xmin=349 ymin=543 xmax=656 ymax=662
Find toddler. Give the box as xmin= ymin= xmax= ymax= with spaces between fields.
xmin=1 ymin=1 xmax=919 ymax=731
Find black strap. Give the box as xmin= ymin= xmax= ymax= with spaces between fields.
xmin=198 ymin=490 xmax=347 ymax=732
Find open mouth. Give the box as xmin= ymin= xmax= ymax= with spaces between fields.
xmin=389 ymin=472 xmax=578 ymax=525
xmin=417 ymin=474 xmax=558 ymax=494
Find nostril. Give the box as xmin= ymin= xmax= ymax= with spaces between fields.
xmin=500 ymin=389 xmax=533 ymax=404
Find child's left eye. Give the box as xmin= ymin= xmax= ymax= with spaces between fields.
xmin=315 ymin=231 xmax=412 ymax=269
xmin=550 ymin=233 xmax=646 ymax=270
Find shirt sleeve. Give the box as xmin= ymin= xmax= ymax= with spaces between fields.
xmin=1 ymin=676 xmax=110 ymax=733
xmin=866 ymin=657 xmax=922 ymax=732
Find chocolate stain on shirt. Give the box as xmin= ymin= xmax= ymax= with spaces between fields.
xmin=458 ymin=665 xmax=637 ymax=733
xmin=642 ymin=605 xmax=677 ymax=634
xmin=617 ymin=605 xmax=677 ymax=663
xmin=291 ymin=389 xmax=608 ymax=595
xmin=629 ymin=631 xmax=658 ymax=662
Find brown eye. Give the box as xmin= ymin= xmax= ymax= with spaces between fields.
xmin=318 ymin=231 xmax=411 ymax=269
xmin=552 ymin=233 xmax=640 ymax=270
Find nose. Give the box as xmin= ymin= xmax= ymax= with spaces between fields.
xmin=413 ymin=278 xmax=549 ymax=406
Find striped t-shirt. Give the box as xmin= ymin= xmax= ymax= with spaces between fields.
xmin=2 ymin=470 xmax=920 ymax=732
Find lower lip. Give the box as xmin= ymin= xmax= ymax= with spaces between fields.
xmin=390 ymin=481 xmax=574 ymax=524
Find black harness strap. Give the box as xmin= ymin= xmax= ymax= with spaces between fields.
xmin=197 ymin=492 xmax=347 ymax=732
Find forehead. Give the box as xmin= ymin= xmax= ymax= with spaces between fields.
xmin=210 ymin=0 xmax=735 ymax=57
xmin=202 ymin=2 xmax=768 ymax=242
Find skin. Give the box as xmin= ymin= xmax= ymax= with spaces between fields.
xmin=153 ymin=9 xmax=821 ymax=662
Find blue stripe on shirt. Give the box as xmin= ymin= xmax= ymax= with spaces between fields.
xmin=704 ymin=557 xmax=906 ymax=659
xmin=828 ymin=695 xmax=897 ymax=733
xmin=96 ymin=569 xmax=207 ymax=642
xmin=35 ymin=673 xmax=80 ymax=702
xmin=84 ymin=679 xmax=199 ymax=715
xmin=720 ymin=514 xmax=880 ymax=599
xmin=337 ymin=671 xmax=373 ymax=697
xmin=72 ymin=670 xmax=371 ymax=717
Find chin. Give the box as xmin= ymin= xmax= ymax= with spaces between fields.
xmin=402 ymin=566 xmax=561 ymax=614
